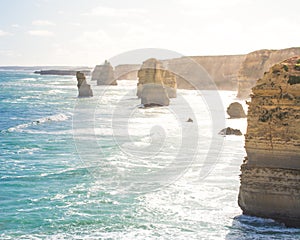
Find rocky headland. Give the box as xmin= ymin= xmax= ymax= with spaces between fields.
xmin=238 ymin=56 xmax=300 ymax=227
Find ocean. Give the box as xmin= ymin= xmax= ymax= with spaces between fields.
xmin=0 ymin=70 xmax=299 ymax=239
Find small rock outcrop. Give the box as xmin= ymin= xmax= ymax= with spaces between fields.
xmin=218 ymin=127 xmax=242 ymax=136
xmin=76 ymin=71 xmax=93 ymax=97
xmin=186 ymin=118 xmax=193 ymax=123
xmin=227 ymin=102 xmax=246 ymax=118
xmin=238 ymin=56 xmax=300 ymax=227
xmin=137 ymin=58 xmax=175 ymax=107
xmin=91 ymin=60 xmax=117 ymax=85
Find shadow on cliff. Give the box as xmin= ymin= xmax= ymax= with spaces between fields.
xmin=225 ymin=214 xmax=300 ymax=239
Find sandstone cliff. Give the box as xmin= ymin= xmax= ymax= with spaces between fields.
xmin=238 ymin=56 xmax=300 ymax=227
xmin=237 ymin=47 xmax=300 ymax=98
xmin=164 ymin=55 xmax=245 ymax=90
xmin=114 ymin=64 xmax=140 ymax=80
xmin=91 ymin=60 xmax=117 ymax=85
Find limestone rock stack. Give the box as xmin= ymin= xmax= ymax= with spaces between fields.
xmin=76 ymin=71 xmax=93 ymax=97
xmin=91 ymin=60 xmax=117 ymax=85
xmin=238 ymin=56 xmax=300 ymax=227
xmin=137 ymin=58 xmax=177 ymax=106
xmin=237 ymin=47 xmax=300 ymax=98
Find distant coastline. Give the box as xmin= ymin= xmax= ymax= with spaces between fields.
xmin=34 ymin=69 xmax=91 ymax=76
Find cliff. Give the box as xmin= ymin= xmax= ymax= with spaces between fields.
xmin=114 ymin=64 xmax=140 ymax=80
xmin=113 ymin=55 xmax=245 ymax=90
xmin=237 ymin=47 xmax=300 ymax=98
xmin=238 ymin=56 xmax=300 ymax=227
xmin=164 ymin=55 xmax=245 ymax=90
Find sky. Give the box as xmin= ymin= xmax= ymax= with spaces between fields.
xmin=0 ymin=0 xmax=299 ymax=66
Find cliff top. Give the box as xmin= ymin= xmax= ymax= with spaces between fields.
xmin=253 ymin=56 xmax=300 ymax=96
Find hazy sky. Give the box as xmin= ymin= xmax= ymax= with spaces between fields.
xmin=0 ymin=0 xmax=299 ymax=66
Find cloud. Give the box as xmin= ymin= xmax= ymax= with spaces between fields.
xmin=0 ymin=50 xmax=21 ymax=57
xmin=69 ymin=22 xmax=82 ymax=27
xmin=82 ymin=6 xmax=145 ymax=17
xmin=72 ymin=30 xmax=110 ymax=47
xmin=32 ymin=20 xmax=55 ymax=26
xmin=11 ymin=24 xmax=20 ymax=28
xmin=0 ymin=30 xmax=12 ymax=36
xmin=28 ymin=30 xmax=54 ymax=36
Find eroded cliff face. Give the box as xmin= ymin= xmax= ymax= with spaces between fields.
xmin=164 ymin=55 xmax=245 ymax=90
xmin=238 ymin=56 xmax=300 ymax=227
xmin=237 ymin=47 xmax=300 ymax=98
xmin=114 ymin=64 xmax=141 ymax=80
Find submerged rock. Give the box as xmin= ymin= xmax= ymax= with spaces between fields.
xmin=92 ymin=60 xmax=117 ymax=85
xmin=218 ymin=127 xmax=242 ymax=136
xmin=238 ymin=56 xmax=300 ymax=227
xmin=227 ymin=102 xmax=246 ymax=118
xmin=76 ymin=71 xmax=93 ymax=97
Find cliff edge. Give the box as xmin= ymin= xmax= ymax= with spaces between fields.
xmin=237 ymin=47 xmax=300 ymax=98
xmin=238 ymin=56 xmax=300 ymax=227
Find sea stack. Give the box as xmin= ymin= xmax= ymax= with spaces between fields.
xmin=76 ymin=71 xmax=93 ymax=97
xmin=238 ymin=56 xmax=300 ymax=227
xmin=91 ymin=60 xmax=117 ymax=85
xmin=137 ymin=58 xmax=171 ymax=107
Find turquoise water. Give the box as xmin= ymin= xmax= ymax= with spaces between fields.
xmin=0 ymin=71 xmax=299 ymax=239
